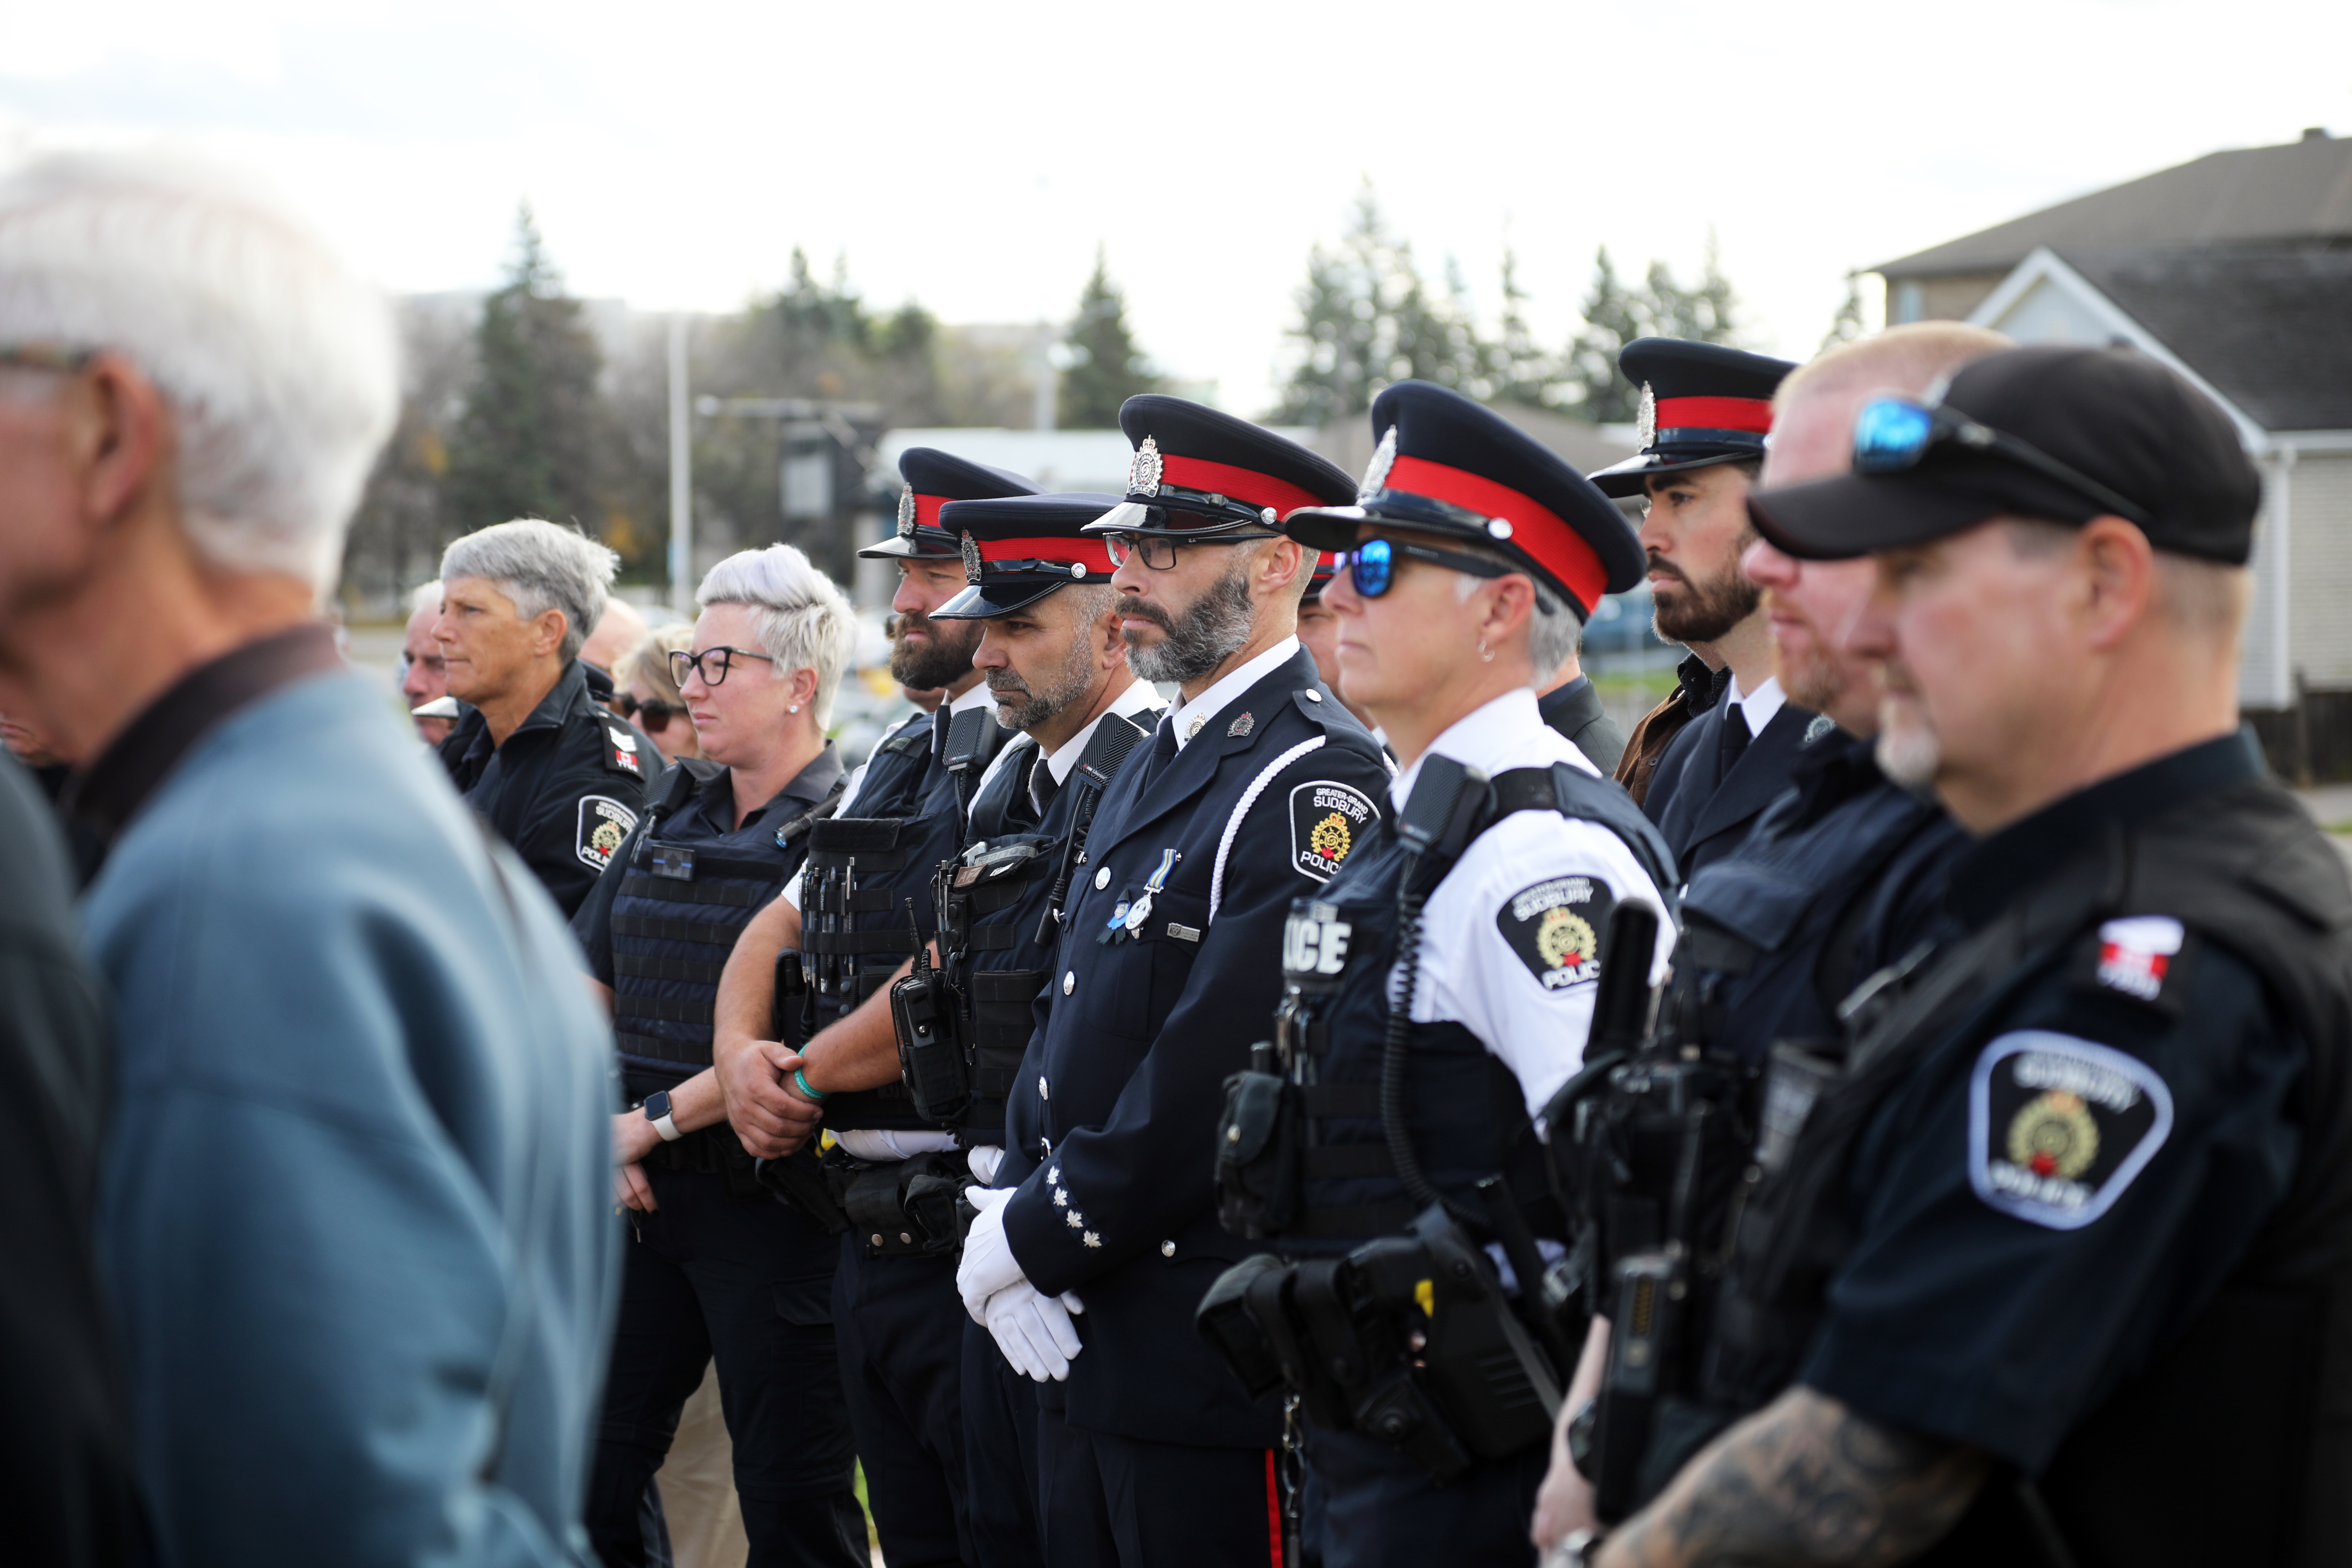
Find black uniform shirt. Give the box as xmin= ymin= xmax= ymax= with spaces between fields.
xmin=1802 ymin=735 xmax=2306 ymax=1473
xmin=572 ymin=745 xmax=844 ymax=1101
xmin=439 ymin=658 xmax=654 ymax=917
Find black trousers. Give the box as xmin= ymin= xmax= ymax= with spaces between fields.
xmin=833 ymin=1240 xmax=971 ymax=1567
xmin=959 ymin=1315 xmax=1044 ymax=1568
xmin=1300 ymin=1427 xmax=1547 ymax=1568
xmin=588 ymin=1165 xmax=866 ymax=1568
xmin=1034 ymin=1407 xmax=1278 ymax=1568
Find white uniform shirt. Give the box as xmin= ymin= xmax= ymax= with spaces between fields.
xmin=1163 ymin=637 xmax=1300 ymax=750
xmin=1389 ymin=687 xmax=1678 ymax=1117
xmin=1722 ymin=672 xmax=1786 ymax=739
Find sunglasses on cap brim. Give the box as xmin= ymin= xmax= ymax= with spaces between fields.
xmin=1336 ymin=537 xmax=1515 ymax=598
xmin=1852 ymin=397 xmax=2153 ymax=528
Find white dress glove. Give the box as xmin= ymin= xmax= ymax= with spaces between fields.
xmin=957 ymin=1185 xmax=1026 ymax=1322
xmin=984 ymin=1281 xmax=1087 ymax=1382
xmin=966 ymin=1145 xmax=1005 ymax=1185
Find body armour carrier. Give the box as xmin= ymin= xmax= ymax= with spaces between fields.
xmin=902 ymin=714 xmax=1153 ymax=1146
xmin=610 ymin=759 xmax=840 ymax=1078
xmin=1660 ymin=755 xmax=1956 ymax=1068
xmin=802 ymin=710 xmax=1008 ymax=1133
xmin=1696 ymin=773 xmax=2352 ymax=1566
xmin=1201 ymin=757 xmax=1679 ymax=1481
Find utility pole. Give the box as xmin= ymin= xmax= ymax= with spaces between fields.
xmin=667 ymin=313 xmax=693 ymax=617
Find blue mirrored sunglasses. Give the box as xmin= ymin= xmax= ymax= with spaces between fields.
xmin=1335 ymin=537 xmax=1516 ymax=598
xmin=1851 ymin=397 xmax=2153 ymax=527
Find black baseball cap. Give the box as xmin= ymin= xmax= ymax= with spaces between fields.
xmin=1749 ymin=345 xmax=2262 ymax=565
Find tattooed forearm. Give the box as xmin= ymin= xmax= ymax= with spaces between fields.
xmin=1594 ymin=1388 xmax=1987 ymax=1568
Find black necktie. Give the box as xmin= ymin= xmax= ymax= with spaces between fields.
xmin=1028 ymin=749 xmax=1059 ymax=821
xmin=1136 ymin=718 xmax=1180 ymax=791
xmin=1718 ymin=702 xmax=1751 ymax=775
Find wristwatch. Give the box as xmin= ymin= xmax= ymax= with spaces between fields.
xmin=643 ymin=1090 xmax=683 ymax=1143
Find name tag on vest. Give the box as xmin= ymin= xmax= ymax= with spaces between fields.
xmin=650 ymin=845 xmax=696 ymax=882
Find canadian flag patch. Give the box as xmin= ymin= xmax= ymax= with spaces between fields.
xmin=2094 ymin=916 xmax=2184 ymax=1002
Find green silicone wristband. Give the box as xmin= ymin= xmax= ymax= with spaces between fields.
xmin=793 ymin=1067 xmax=829 ymax=1101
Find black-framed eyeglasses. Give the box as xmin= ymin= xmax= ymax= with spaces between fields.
xmin=670 ymin=645 xmax=775 ymax=687
xmin=1852 ymin=397 xmax=2153 ymax=528
xmin=1102 ymin=531 xmax=1269 ymax=571
xmin=613 ymin=691 xmax=686 ymax=733
xmin=1337 ymin=537 xmax=1514 ymax=598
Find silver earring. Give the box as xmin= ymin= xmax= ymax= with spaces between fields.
xmin=789 ymin=704 xmax=800 ymax=713
xmin=1477 ymin=640 xmax=1495 ymax=663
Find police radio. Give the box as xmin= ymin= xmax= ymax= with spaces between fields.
xmin=1543 ymin=899 xmax=1761 ymax=1522
xmin=889 ymin=897 xmax=966 ymax=1123
xmin=751 ymin=951 xmax=850 ymax=1235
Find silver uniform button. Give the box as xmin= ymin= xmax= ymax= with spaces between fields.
xmin=1063 ymin=971 xmax=1075 ymax=995
xmin=1038 ymin=1076 xmax=1050 ymax=1099
xmin=1160 ymin=1240 xmax=1176 ymax=1257
xmin=1094 ymin=867 xmax=1110 ymax=890
xmin=1304 ymin=690 xmax=1321 ymax=702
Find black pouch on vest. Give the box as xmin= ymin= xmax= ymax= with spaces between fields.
xmin=1195 ymin=1253 xmax=1291 ymax=1402
xmin=753 ymin=1147 xmax=850 ymax=1235
xmin=900 ymin=1154 xmax=967 ymax=1254
xmin=1370 ymin=1207 xmax=1562 ymax=1463
xmin=1214 ymin=1058 xmax=1303 ymax=1238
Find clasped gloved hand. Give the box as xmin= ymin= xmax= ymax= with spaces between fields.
xmin=984 ymin=1280 xmax=1086 ymax=1381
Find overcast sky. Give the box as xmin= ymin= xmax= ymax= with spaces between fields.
xmin=3 ymin=0 xmax=2346 ymax=416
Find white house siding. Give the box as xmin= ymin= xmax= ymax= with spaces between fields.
xmin=2289 ymin=451 xmax=2352 ymax=688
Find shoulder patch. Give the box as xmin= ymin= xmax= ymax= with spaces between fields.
xmin=578 ymin=794 xmax=639 ymax=871
xmin=602 ymin=722 xmax=645 ymax=778
xmin=1968 ymin=1030 xmax=2173 ymax=1230
xmin=1289 ymin=780 xmax=1378 ymax=882
xmin=1496 ymin=874 xmax=1614 ymax=990
xmin=2079 ymin=915 xmax=2191 ymax=1009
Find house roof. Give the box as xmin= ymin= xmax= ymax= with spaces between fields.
xmin=2052 ymin=245 xmax=2352 ymax=431
xmin=1880 ymin=132 xmax=2352 ymax=279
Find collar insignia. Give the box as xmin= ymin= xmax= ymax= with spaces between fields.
xmin=897 ymin=483 xmax=917 ymax=537
xmin=1636 ymin=383 xmax=1658 ymax=450
xmin=1359 ymin=425 xmax=1398 ymax=498
xmin=959 ymin=531 xmax=983 ymax=582
xmin=1227 ymin=711 xmax=1254 ymax=738
xmin=1129 ymin=435 xmax=1163 ymax=498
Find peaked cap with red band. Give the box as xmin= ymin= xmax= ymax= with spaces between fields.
xmin=1283 ymin=379 xmax=1644 ymax=619
xmin=1588 ymin=337 xmax=1798 ymax=499
xmin=933 ymin=492 xmax=1126 ymax=618
xmin=860 ymin=447 xmax=1039 ymax=560
xmin=1082 ymin=394 xmax=1356 ymax=541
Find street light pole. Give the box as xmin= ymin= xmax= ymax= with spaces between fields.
xmin=667 ymin=312 xmax=693 ymax=617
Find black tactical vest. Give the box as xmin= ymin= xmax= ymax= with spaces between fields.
xmin=1268 ymin=762 xmax=1679 ymax=1256
xmin=1665 ymin=749 xmax=1958 ymax=1067
xmin=937 ymin=713 xmax=1154 ymax=1146
xmin=802 ymin=706 xmax=1008 ymax=1133
xmin=1705 ymin=771 xmax=2352 ymax=1567
xmin=610 ymin=759 xmax=839 ymax=1077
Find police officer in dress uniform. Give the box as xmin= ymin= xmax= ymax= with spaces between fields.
xmin=950 ymin=397 xmax=1390 ymax=1568
xmin=1536 ymin=652 xmax=1625 ymax=777
xmin=1530 ymin=322 xmax=2009 ymax=1550
xmin=435 ymin=519 xmax=658 ymax=916
xmin=1196 ymin=380 xmax=1676 ymax=1567
xmin=703 ymin=449 xmax=1035 ymax=1568
xmin=922 ymin=493 xmax=1168 ymax=1568
xmin=1566 ymin=346 xmax=2352 ymax=1568
xmin=1590 ymin=341 xmax=1799 ymax=833
xmin=570 ymin=546 xmax=867 ymax=1568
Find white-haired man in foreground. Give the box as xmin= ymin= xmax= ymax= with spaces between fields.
xmin=0 ymin=150 xmax=616 ymax=1565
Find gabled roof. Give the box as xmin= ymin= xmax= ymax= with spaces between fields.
xmin=2059 ymin=246 xmax=2352 ymax=432
xmin=1879 ymin=132 xmax=2352 ymax=279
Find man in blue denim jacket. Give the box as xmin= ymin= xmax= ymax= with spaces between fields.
xmin=0 ymin=150 xmax=616 ymax=1566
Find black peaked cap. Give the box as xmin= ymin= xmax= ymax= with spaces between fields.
xmin=1588 ymin=337 xmax=1798 ymax=498
xmin=1284 ymin=380 xmax=1644 ymax=617
xmin=860 ymin=447 xmax=1039 ymax=560
xmin=1081 ymin=394 xmax=1357 ymax=538
xmin=933 ymin=492 xmax=1125 ymax=618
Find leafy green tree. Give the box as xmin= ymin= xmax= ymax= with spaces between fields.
xmin=1821 ymin=270 xmax=1867 ymax=352
xmin=444 ymin=205 xmax=611 ymax=535
xmin=1272 ymin=190 xmax=1488 ymax=424
xmin=1058 ymin=248 xmax=1161 ymax=428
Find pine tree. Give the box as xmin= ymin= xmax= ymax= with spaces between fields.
xmin=1058 ymin=248 xmax=1161 ymax=428
xmin=444 ymin=205 xmax=609 ymax=533
xmin=1560 ymin=247 xmax=1649 ymax=423
xmin=1821 ymin=270 xmax=1867 ymax=352
xmin=1489 ymin=247 xmax=1555 ymax=407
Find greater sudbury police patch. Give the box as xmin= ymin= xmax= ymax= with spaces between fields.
xmin=1968 ymin=1030 xmax=2172 ymax=1230
xmin=1289 ymin=781 xmax=1377 ymax=882
xmin=1497 ymin=875 xmax=1614 ymax=990
xmin=577 ymin=795 xmax=639 ymax=871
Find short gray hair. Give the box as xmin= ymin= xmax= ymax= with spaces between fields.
xmin=406 ymin=579 xmax=443 ymax=617
xmin=440 ymin=518 xmax=618 ymax=664
xmin=0 ymin=150 xmax=397 ymax=593
xmin=696 ymin=544 xmax=857 ymax=727
xmin=1452 ymin=551 xmax=1584 ymax=678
